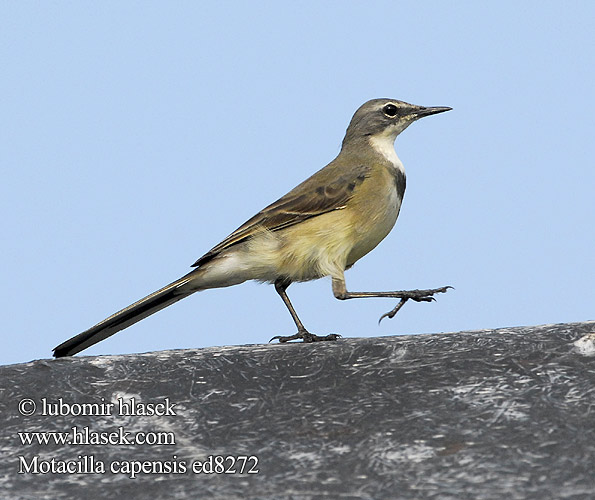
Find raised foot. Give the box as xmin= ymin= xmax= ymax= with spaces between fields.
xmin=270 ymin=330 xmax=342 ymax=343
xmin=400 ymin=286 xmax=452 ymax=302
xmin=379 ymin=286 xmax=453 ymax=323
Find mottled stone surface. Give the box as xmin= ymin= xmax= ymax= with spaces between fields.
xmin=2 ymin=321 xmax=595 ymax=499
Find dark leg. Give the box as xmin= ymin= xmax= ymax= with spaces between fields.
xmin=332 ymin=277 xmax=451 ymax=323
xmin=270 ymin=278 xmax=341 ymax=343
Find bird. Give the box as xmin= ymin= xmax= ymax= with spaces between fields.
xmin=53 ymin=98 xmax=452 ymax=357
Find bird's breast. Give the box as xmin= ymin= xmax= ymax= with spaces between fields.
xmin=345 ymin=164 xmax=404 ymax=266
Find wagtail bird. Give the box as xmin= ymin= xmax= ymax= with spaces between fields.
xmin=53 ymin=98 xmax=451 ymax=357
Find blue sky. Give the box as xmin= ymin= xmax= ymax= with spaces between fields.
xmin=2 ymin=2 xmax=594 ymax=365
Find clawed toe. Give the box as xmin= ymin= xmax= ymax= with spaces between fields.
xmin=407 ymin=286 xmax=451 ymax=302
xmin=378 ymin=285 xmax=452 ymax=323
xmin=270 ymin=335 xmax=293 ymax=343
xmin=411 ymin=296 xmax=435 ymax=303
xmin=270 ymin=330 xmax=341 ymax=343
xmin=378 ymin=297 xmax=408 ymax=324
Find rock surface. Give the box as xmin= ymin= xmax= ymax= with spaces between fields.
xmin=2 ymin=321 xmax=595 ymax=499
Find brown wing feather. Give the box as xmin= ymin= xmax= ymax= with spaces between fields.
xmin=192 ymin=163 xmax=371 ymax=267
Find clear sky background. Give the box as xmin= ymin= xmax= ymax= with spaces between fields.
xmin=2 ymin=2 xmax=593 ymax=366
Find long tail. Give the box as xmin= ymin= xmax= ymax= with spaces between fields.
xmin=53 ymin=273 xmax=198 ymax=357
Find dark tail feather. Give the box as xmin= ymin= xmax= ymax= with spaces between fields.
xmin=53 ymin=276 xmax=196 ymax=357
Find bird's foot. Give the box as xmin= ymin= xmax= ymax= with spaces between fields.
xmin=378 ymin=286 xmax=453 ymax=323
xmin=400 ymin=286 xmax=452 ymax=302
xmin=270 ymin=329 xmax=342 ymax=343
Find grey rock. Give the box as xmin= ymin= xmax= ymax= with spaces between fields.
xmin=2 ymin=321 xmax=595 ymax=499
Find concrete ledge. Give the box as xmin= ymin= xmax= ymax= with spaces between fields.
xmin=2 ymin=321 xmax=595 ymax=499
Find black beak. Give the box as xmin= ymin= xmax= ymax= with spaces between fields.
xmin=413 ymin=105 xmax=452 ymax=118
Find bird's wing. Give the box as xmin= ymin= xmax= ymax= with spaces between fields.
xmin=192 ymin=163 xmax=371 ymax=267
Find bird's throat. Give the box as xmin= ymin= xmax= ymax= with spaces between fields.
xmin=368 ymin=135 xmax=405 ymax=173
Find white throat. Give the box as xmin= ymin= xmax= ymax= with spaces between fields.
xmin=369 ymin=135 xmax=405 ymax=173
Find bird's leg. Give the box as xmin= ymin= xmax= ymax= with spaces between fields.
xmin=270 ymin=278 xmax=341 ymax=343
xmin=332 ymin=277 xmax=451 ymax=323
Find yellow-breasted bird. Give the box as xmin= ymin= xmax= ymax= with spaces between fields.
xmin=53 ymin=98 xmax=451 ymax=357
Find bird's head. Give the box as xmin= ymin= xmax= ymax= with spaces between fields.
xmin=342 ymin=98 xmax=451 ymax=150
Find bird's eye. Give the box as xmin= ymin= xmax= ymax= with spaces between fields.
xmin=382 ymin=103 xmax=399 ymax=117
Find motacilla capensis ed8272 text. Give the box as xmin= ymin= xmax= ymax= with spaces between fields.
xmin=53 ymin=98 xmax=452 ymax=357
